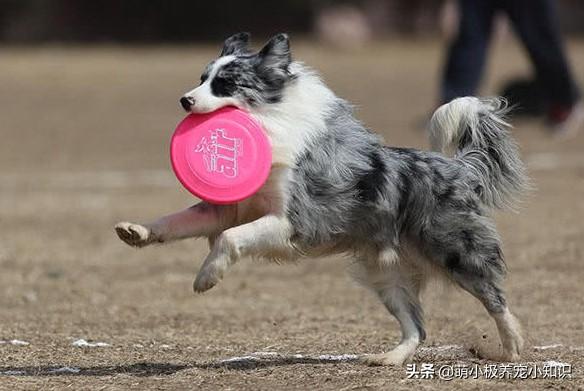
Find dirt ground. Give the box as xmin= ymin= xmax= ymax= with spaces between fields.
xmin=1 ymin=39 xmax=583 ymax=390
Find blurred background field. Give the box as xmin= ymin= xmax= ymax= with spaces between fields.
xmin=0 ymin=1 xmax=583 ymax=390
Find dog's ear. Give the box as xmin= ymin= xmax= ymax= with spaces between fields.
xmin=220 ymin=32 xmax=251 ymax=56
xmin=258 ymin=33 xmax=291 ymax=70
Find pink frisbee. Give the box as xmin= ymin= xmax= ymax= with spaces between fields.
xmin=170 ymin=107 xmax=272 ymax=204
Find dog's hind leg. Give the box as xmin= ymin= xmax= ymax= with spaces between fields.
xmin=355 ymin=260 xmax=426 ymax=366
xmin=492 ymin=306 xmax=523 ymax=362
xmin=425 ymin=211 xmax=523 ymax=361
xmin=115 ymin=202 xmax=235 ymax=247
xmin=193 ymin=215 xmax=295 ymax=292
xmin=450 ymin=270 xmax=523 ymax=361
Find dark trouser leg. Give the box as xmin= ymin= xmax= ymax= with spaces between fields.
xmin=440 ymin=0 xmax=497 ymax=103
xmin=504 ymin=0 xmax=580 ymax=107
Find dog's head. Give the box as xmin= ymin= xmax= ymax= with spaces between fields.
xmin=180 ymin=32 xmax=294 ymax=114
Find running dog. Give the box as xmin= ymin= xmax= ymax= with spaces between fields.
xmin=115 ymin=33 xmax=528 ymax=365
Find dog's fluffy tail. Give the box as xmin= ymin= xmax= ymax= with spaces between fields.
xmin=429 ymin=97 xmax=528 ymax=210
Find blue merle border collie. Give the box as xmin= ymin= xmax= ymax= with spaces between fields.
xmin=115 ymin=33 xmax=528 ymax=365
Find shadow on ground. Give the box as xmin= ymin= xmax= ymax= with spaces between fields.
xmin=0 ymin=355 xmax=363 ymax=377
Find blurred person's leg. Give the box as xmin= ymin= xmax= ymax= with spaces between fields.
xmin=441 ymin=0 xmax=498 ymax=103
xmin=504 ymin=0 xmax=583 ymax=134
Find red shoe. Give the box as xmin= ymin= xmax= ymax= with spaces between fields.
xmin=547 ymin=101 xmax=584 ymax=138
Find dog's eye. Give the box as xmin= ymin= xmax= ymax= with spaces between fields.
xmin=211 ymin=76 xmax=237 ymax=97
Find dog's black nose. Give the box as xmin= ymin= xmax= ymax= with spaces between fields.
xmin=180 ymin=96 xmax=195 ymax=111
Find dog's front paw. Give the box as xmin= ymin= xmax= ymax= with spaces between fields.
xmin=193 ymin=267 xmax=222 ymax=293
xmin=114 ymin=222 xmax=152 ymax=248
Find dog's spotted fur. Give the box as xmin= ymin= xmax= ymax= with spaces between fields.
xmin=115 ymin=33 xmax=528 ymax=365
